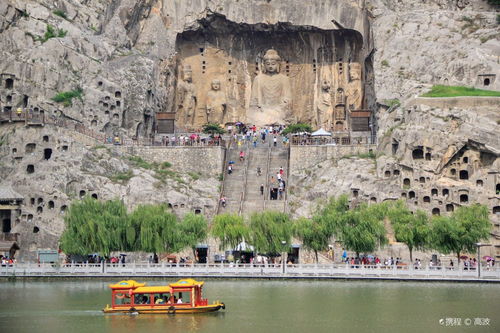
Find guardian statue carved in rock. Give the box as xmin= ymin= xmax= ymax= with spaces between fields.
xmin=249 ymin=49 xmax=291 ymax=126
xmin=347 ymin=62 xmax=362 ymax=110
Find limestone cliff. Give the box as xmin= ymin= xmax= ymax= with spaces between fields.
xmin=0 ymin=0 xmax=499 ymax=259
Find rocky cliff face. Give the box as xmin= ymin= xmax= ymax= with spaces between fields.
xmin=0 ymin=0 xmax=498 ymax=259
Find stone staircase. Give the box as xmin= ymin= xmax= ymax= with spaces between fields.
xmin=219 ymin=135 xmax=289 ymax=216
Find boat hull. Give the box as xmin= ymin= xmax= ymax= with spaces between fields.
xmin=103 ymin=303 xmax=224 ymax=314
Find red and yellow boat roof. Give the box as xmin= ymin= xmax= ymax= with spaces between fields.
xmin=108 ymin=279 xmax=204 ymax=292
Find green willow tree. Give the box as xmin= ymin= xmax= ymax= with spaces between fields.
xmin=249 ymin=211 xmax=292 ymax=257
xmin=294 ymin=216 xmax=332 ymax=263
xmin=60 ymin=197 xmax=128 ymax=256
xmin=388 ymin=201 xmax=430 ymax=262
xmin=431 ymin=204 xmax=492 ymax=265
xmin=334 ymin=203 xmax=388 ymax=257
xmin=181 ymin=212 xmax=208 ymax=257
xmin=127 ymin=204 xmax=184 ymax=255
xmin=211 ymin=214 xmax=249 ymax=250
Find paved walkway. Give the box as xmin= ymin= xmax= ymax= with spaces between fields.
xmin=2 ymin=263 xmax=499 ymax=282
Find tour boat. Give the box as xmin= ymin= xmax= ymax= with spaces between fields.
xmin=102 ymin=278 xmax=225 ymax=314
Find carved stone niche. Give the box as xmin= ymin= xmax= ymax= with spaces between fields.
xmin=172 ymin=15 xmax=367 ymax=129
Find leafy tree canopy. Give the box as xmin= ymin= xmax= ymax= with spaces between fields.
xmin=281 ymin=123 xmax=313 ymax=135
xmin=211 ymin=213 xmax=249 ymax=251
xmin=431 ymin=204 xmax=491 ymax=264
xmin=249 ymin=211 xmax=292 ymax=256
xmin=202 ymin=123 xmax=226 ymax=135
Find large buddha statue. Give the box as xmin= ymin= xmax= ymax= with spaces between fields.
xmin=248 ymin=49 xmax=291 ymax=126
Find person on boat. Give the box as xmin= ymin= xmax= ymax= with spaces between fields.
xmin=177 ymin=297 xmax=183 ymax=304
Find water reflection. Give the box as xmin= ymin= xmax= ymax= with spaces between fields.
xmin=0 ymin=280 xmax=498 ymax=333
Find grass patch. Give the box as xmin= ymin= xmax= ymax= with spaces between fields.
xmin=51 ymin=88 xmax=83 ymax=106
xmin=340 ymin=151 xmax=376 ymax=160
xmin=188 ymin=172 xmax=200 ymax=181
xmin=91 ymin=144 xmax=107 ymax=150
xmin=383 ymin=98 xmax=401 ymax=108
xmin=160 ymin=161 xmax=172 ymax=169
xmin=127 ymin=155 xmax=187 ymax=185
xmin=421 ymin=85 xmax=500 ymax=97
xmin=381 ymin=60 xmax=389 ymax=67
xmin=35 ymin=24 xmax=67 ymax=43
xmin=109 ymin=170 xmax=133 ymax=184
xmin=53 ymin=9 xmax=67 ymax=19
xmin=127 ymin=156 xmax=156 ymax=169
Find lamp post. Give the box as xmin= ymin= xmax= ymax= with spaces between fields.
xmin=281 ymin=240 xmax=287 ymax=275
xmin=475 ymin=243 xmax=492 ymax=279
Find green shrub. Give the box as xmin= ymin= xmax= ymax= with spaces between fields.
xmin=127 ymin=156 xmax=155 ymax=169
xmin=53 ymin=9 xmax=67 ymax=19
xmin=188 ymin=172 xmax=200 ymax=181
xmin=384 ymin=98 xmax=401 ymax=108
xmin=160 ymin=161 xmax=172 ymax=169
xmin=381 ymin=60 xmax=389 ymax=67
xmin=36 ymin=24 xmax=67 ymax=43
xmin=51 ymin=88 xmax=83 ymax=106
xmin=421 ymin=85 xmax=500 ymax=97
xmin=109 ymin=170 xmax=133 ymax=183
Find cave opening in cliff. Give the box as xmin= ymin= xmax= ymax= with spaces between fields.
xmin=5 ymin=78 xmax=13 ymax=89
xmin=1 ymin=210 xmax=11 ymax=233
xmin=459 ymin=170 xmax=468 ymax=180
xmin=412 ymin=148 xmax=424 ymax=160
xmin=44 ymin=148 xmax=52 ymax=160
xmin=432 ymin=208 xmax=440 ymax=216
xmin=25 ymin=143 xmax=36 ymax=153
xmin=173 ymin=14 xmax=370 ymax=130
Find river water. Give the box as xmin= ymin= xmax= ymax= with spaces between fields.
xmin=0 ymin=279 xmax=498 ymax=332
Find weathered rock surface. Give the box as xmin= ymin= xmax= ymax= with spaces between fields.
xmin=0 ymin=0 xmax=499 ymax=260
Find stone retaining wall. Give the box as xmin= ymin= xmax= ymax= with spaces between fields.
xmin=119 ymin=146 xmax=225 ymax=177
xmin=410 ymin=97 xmax=500 ymax=109
xmin=290 ymin=144 xmax=377 ymax=170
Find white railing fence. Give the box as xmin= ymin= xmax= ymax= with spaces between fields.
xmin=1 ymin=262 xmax=499 ymax=280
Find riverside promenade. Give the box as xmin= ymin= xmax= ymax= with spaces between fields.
xmin=1 ymin=262 xmax=499 ymax=282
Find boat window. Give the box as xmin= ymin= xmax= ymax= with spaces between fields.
xmin=114 ymin=293 xmax=131 ymax=305
xmin=154 ymin=293 xmax=170 ymax=305
xmin=172 ymin=292 xmax=191 ymax=305
xmin=134 ymin=293 xmax=151 ymax=305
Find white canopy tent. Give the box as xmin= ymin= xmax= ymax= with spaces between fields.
xmin=234 ymin=241 xmax=255 ymax=252
xmin=311 ymin=128 xmax=332 ymax=136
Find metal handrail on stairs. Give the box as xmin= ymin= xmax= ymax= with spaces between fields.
xmin=263 ymin=137 xmax=272 ymax=210
xmin=215 ymin=137 xmax=233 ymax=216
xmin=238 ymin=141 xmax=250 ymax=215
